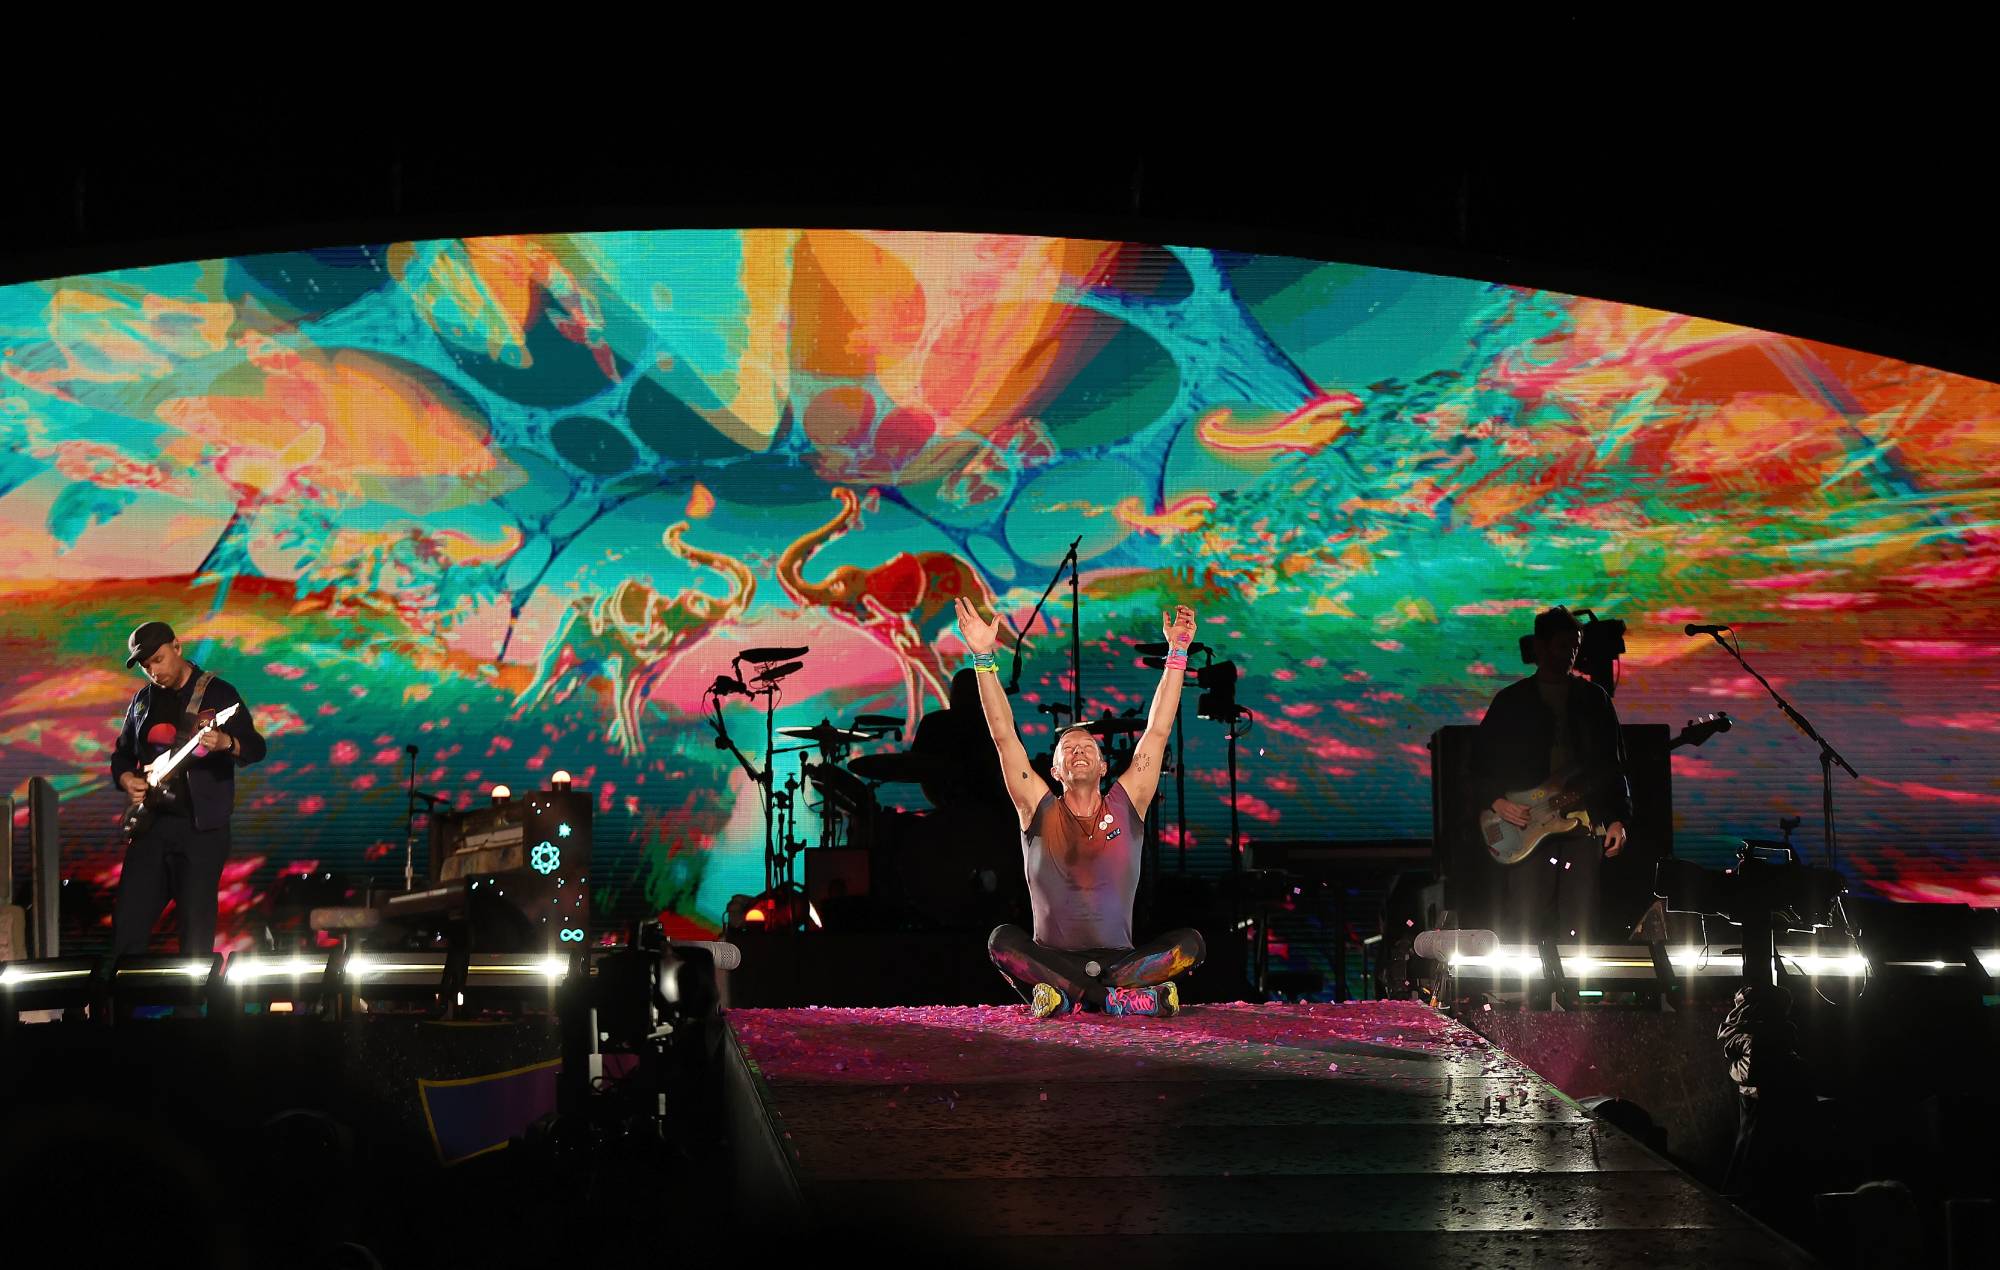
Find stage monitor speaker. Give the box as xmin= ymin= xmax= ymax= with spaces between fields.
xmin=1430 ymin=724 xmax=1672 ymax=942
xmin=28 ymin=776 xmax=59 ymax=958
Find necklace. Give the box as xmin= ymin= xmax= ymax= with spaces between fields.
xmin=1059 ymin=789 xmax=1106 ymax=839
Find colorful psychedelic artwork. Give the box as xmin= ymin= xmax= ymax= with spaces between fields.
xmin=2 ymin=230 xmax=1996 ymax=953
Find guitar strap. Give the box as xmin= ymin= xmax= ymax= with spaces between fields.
xmin=185 ymin=671 xmax=216 ymax=726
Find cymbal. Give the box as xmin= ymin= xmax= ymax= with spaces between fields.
xmin=778 ymin=721 xmax=869 ymax=745
xmin=1079 ymin=716 xmax=1146 ymax=736
xmin=741 ymin=645 xmax=809 ymax=662
xmin=848 ymin=752 xmax=955 ymax=784
xmin=804 ymin=762 xmax=874 ymax=811
xmin=852 ymin=714 xmax=906 ymax=730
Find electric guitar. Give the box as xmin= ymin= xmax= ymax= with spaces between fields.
xmin=122 ymin=702 xmax=241 ymax=840
xmin=1479 ymin=712 xmax=1732 ymax=865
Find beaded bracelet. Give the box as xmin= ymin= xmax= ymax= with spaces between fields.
xmin=969 ymin=650 xmax=999 ymax=675
xmin=1164 ymin=644 xmax=1190 ymax=671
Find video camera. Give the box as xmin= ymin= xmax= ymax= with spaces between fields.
xmin=1655 ymin=842 xmax=1845 ymax=932
xmin=1519 ymin=607 xmax=1627 ymax=696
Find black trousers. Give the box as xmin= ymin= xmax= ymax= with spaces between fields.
xmin=1499 ymin=830 xmax=1603 ymax=946
xmin=112 ymin=815 xmax=230 ymax=960
xmin=987 ymin=924 xmax=1206 ymax=1008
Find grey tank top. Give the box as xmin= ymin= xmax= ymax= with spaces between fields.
xmin=1021 ymin=782 xmax=1142 ymax=951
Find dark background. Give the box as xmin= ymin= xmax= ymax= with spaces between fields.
xmin=2 ymin=137 xmax=1993 ymax=386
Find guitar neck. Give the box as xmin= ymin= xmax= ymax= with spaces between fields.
xmin=148 ymin=704 xmax=238 ymax=786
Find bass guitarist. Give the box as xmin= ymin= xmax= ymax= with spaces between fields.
xmin=1473 ymin=606 xmax=1631 ymax=949
xmin=110 ymin=621 xmax=267 ymax=961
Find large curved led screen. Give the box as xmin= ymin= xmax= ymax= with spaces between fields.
xmin=3 ymin=230 xmax=1996 ymax=950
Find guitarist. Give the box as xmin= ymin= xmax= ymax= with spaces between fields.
xmin=110 ymin=621 xmax=267 ymax=961
xmin=1474 ymin=607 xmax=1631 ymax=950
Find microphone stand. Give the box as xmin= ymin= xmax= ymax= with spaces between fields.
xmin=1008 ymin=536 xmax=1084 ymax=722
xmin=1173 ymin=704 xmax=1187 ymax=875
xmin=1142 ymin=651 xmax=1201 ymax=875
xmin=1697 ymin=630 xmax=1858 ymax=869
xmin=706 ymin=675 xmax=777 ymax=894
xmin=402 ymin=745 xmax=420 ymax=893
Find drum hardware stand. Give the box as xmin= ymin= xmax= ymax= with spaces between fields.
xmin=1008 ymin=534 xmax=1083 ymax=720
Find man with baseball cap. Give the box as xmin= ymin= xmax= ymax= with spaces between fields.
xmin=110 ymin=621 xmax=267 ymax=962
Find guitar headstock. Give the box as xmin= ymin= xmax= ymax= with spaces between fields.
xmin=1678 ymin=712 xmax=1734 ymax=747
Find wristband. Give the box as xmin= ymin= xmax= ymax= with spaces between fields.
xmin=1165 ymin=644 xmax=1189 ymax=671
xmin=969 ymin=651 xmax=998 ymax=675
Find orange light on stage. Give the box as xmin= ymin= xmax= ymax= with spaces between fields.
xmin=744 ymin=909 xmax=767 ymax=924
xmin=491 ymin=784 xmax=512 ymax=805
xmin=551 ymin=770 xmax=572 ymax=791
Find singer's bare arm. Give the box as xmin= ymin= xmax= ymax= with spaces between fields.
xmin=1118 ymin=605 xmax=1195 ymax=817
xmin=954 ymin=596 xmax=1047 ymax=831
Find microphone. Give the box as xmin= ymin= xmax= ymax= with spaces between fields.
xmin=405 ymin=743 xmax=419 ymax=757
xmin=709 ymin=673 xmax=749 ymax=697
xmin=671 ymin=940 xmax=742 ymax=971
xmin=1683 ymin=623 xmax=1732 ymax=637
xmin=1037 ymin=702 xmax=1072 ymax=718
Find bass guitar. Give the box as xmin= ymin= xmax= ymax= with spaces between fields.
xmin=1479 ymin=712 xmax=1732 ymax=864
xmin=122 ymin=702 xmax=240 ymax=840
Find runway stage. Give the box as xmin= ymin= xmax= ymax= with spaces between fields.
xmin=725 ymin=999 xmax=1813 ymax=1266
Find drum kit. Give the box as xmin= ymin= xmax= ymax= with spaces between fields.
xmin=709 ymin=642 xmax=1152 ymax=927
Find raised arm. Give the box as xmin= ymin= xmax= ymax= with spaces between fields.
xmin=954 ymin=596 xmax=1046 ymax=829
xmin=1117 ymin=604 xmax=1195 ymax=817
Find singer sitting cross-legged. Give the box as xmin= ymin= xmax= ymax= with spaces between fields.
xmin=954 ymin=597 xmax=1206 ymax=1019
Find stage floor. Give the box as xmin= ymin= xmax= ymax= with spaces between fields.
xmin=727 ymin=1000 xmax=1813 ymax=1267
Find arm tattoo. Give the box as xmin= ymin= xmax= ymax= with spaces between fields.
xmin=1136 ymin=754 xmax=1152 ymax=772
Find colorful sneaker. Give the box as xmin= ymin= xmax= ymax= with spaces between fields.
xmin=1030 ymin=983 xmax=1071 ymax=1020
xmin=1157 ymin=980 xmax=1181 ymax=1018
xmin=1103 ymin=986 xmax=1162 ymax=1017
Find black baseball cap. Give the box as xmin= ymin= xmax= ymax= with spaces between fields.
xmin=125 ymin=621 xmax=177 ymax=667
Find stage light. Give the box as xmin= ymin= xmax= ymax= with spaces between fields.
xmin=491 ymin=784 xmax=512 ymax=805
xmin=744 ymin=908 xmax=766 ymax=924
xmin=0 ymin=955 xmax=103 ymax=1023
xmin=463 ymin=954 xmax=570 ymax=999
xmin=217 ymin=951 xmax=340 ymax=1017
xmin=110 ymin=954 xmax=222 ymax=1020
xmin=224 ymin=954 xmax=329 ymax=984
xmin=1846 ymin=896 xmax=1995 ymax=999
xmin=0 ymin=961 xmax=93 ymax=987
xmin=551 ymin=770 xmax=572 ymax=791
xmin=1195 ymin=660 xmax=1241 ymax=722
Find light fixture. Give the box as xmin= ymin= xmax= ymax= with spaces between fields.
xmin=0 ymin=955 xmax=104 ymax=1023
xmin=491 ymin=784 xmax=512 ymax=805
xmin=551 ymin=770 xmax=572 ymax=791
xmin=110 ymin=953 xmax=222 ymax=1020
xmin=216 ymin=950 xmax=341 ymax=1017
xmin=1195 ymin=660 xmax=1240 ymax=722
